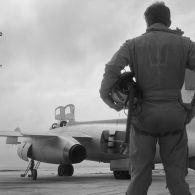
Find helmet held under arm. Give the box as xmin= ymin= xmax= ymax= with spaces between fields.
xmin=111 ymin=72 xmax=140 ymax=109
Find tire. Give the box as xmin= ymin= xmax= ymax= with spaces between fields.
xmin=113 ymin=171 xmax=130 ymax=180
xmin=58 ymin=165 xmax=65 ymax=176
xmin=63 ymin=164 xmax=74 ymax=176
xmin=32 ymin=169 xmax=37 ymax=180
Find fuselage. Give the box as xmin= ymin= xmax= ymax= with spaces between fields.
xmin=50 ymin=119 xmax=127 ymax=163
xmin=47 ymin=118 xmax=195 ymax=164
xmin=20 ymin=88 xmax=195 ymax=165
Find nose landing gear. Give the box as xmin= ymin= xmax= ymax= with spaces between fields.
xmin=58 ymin=164 xmax=74 ymax=176
xmin=21 ymin=159 xmax=40 ymax=180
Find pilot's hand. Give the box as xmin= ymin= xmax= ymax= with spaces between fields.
xmin=187 ymin=108 xmax=195 ymax=124
xmin=102 ymin=97 xmax=123 ymax=111
xmin=184 ymin=103 xmax=195 ymax=124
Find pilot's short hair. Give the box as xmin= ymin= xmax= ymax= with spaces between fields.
xmin=144 ymin=1 xmax=171 ymax=27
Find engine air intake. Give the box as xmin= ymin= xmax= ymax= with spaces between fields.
xmin=68 ymin=144 xmax=86 ymax=163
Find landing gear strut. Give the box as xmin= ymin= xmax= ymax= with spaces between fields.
xmin=58 ymin=164 xmax=74 ymax=176
xmin=21 ymin=159 xmax=40 ymax=180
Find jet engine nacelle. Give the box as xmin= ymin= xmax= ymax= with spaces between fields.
xmin=27 ymin=136 xmax=86 ymax=164
xmin=17 ymin=142 xmax=32 ymax=161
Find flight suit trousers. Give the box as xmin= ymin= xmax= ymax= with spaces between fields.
xmin=126 ymin=126 xmax=190 ymax=195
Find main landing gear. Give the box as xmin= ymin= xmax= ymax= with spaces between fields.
xmin=21 ymin=159 xmax=40 ymax=180
xmin=58 ymin=164 xmax=74 ymax=176
xmin=113 ymin=171 xmax=131 ymax=179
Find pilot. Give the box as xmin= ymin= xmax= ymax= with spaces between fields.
xmin=99 ymin=2 xmax=195 ymax=195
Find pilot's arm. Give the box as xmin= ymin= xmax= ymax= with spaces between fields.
xmin=186 ymin=39 xmax=195 ymax=122
xmin=99 ymin=40 xmax=133 ymax=111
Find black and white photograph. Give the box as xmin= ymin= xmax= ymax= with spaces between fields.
xmin=0 ymin=0 xmax=195 ymax=194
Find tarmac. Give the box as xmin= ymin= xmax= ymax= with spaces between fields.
xmin=0 ymin=163 xmax=195 ymax=195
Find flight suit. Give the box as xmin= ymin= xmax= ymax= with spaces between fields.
xmin=100 ymin=23 xmax=195 ymax=195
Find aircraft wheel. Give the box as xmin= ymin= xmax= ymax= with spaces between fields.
xmin=63 ymin=164 xmax=74 ymax=176
xmin=58 ymin=164 xmax=74 ymax=176
xmin=58 ymin=164 xmax=65 ymax=176
xmin=113 ymin=171 xmax=130 ymax=180
xmin=32 ymin=169 xmax=37 ymax=180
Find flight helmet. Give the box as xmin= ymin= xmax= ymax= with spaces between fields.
xmin=111 ymin=72 xmax=136 ymax=107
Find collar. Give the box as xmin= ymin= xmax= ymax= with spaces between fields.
xmin=145 ymin=23 xmax=184 ymax=36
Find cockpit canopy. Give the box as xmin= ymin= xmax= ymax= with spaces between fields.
xmin=50 ymin=104 xmax=75 ymax=130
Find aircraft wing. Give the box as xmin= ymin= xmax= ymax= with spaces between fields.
xmin=0 ymin=130 xmax=92 ymax=140
xmin=0 ymin=131 xmax=22 ymax=137
xmin=0 ymin=130 xmax=58 ymax=144
xmin=0 ymin=130 xmax=57 ymax=138
xmin=21 ymin=131 xmax=92 ymax=141
xmin=21 ymin=131 xmax=58 ymax=137
xmin=58 ymin=131 xmax=92 ymax=140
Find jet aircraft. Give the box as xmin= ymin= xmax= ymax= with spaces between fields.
xmin=0 ymin=103 xmax=195 ymax=180
xmin=0 ymin=70 xmax=195 ymax=180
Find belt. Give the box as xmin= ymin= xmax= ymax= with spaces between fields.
xmin=143 ymin=89 xmax=181 ymax=101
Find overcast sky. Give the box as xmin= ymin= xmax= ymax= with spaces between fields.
xmin=0 ymin=0 xmax=195 ymax=168
xmin=0 ymin=0 xmax=195 ymax=131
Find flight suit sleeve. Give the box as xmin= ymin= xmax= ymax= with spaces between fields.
xmin=186 ymin=40 xmax=195 ymax=122
xmin=99 ymin=39 xmax=133 ymax=102
xmin=186 ymin=40 xmax=195 ymax=71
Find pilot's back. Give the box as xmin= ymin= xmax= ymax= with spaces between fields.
xmin=132 ymin=23 xmax=189 ymax=134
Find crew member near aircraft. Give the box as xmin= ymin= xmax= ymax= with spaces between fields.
xmin=100 ymin=2 xmax=195 ymax=195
